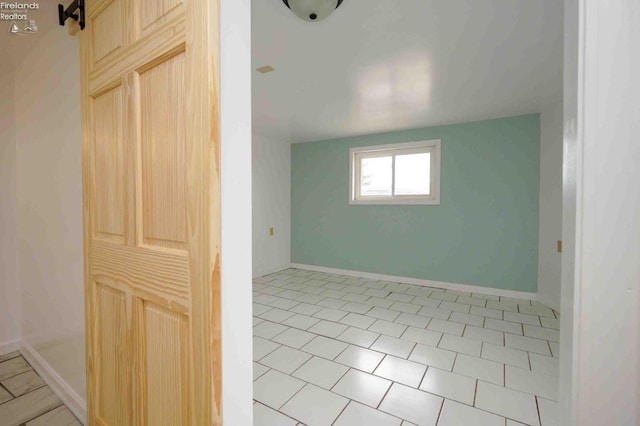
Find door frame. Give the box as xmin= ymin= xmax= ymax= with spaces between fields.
xmin=219 ymin=0 xmax=640 ymax=424
xmin=560 ymin=0 xmax=639 ymax=424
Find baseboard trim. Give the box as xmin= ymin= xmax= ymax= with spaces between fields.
xmin=253 ymin=264 xmax=292 ymax=279
xmin=0 ymin=339 xmax=20 ymax=356
xmin=290 ymin=263 xmax=537 ymax=300
xmin=19 ymin=341 xmax=87 ymax=425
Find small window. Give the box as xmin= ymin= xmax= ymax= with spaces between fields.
xmin=349 ymin=140 xmax=441 ymax=205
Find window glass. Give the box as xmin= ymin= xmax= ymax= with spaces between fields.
xmin=394 ymin=152 xmax=430 ymax=195
xmin=360 ymin=156 xmax=392 ymax=196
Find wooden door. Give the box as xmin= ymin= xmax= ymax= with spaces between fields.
xmin=78 ymin=0 xmax=221 ymax=424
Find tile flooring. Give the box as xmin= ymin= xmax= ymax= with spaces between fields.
xmin=253 ymin=269 xmax=560 ymax=426
xmin=0 ymin=351 xmax=81 ymax=426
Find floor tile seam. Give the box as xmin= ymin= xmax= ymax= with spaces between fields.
xmin=0 ymin=367 xmax=36 ymax=392
xmin=1 ymin=376 xmax=47 ymax=400
xmin=260 ymin=289 xmax=553 ymax=331
xmin=18 ymin=402 xmax=67 ymax=425
xmin=254 ymin=401 xmax=302 ymax=425
xmin=0 ymin=354 xmax=22 ymax=364
xmin=0 ymin=382 xmax=14 ymax=403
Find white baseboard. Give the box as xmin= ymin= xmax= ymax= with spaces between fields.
xmin=290 ymin=263 xmax=537 ymax=300
xmin=253 ymin=264 xmax=292 ymax=279
xmin=20 ymin=341 xmax=87 ymax=425
xmin=0 ymin=339 xmax=20 ymax=356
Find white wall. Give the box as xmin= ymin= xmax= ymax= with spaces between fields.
xmin=560 ymin=0 xmax=640 ymax=424
xmin=14 ymin=21 xmax=85 ymax=404
xmin=0 ymin=68 xmax=20 ymax=352
xmin=537 ymin=102 xmax=563 ymax=310
xmin=252 ymin=133 xmax=291 ymax=277
xmin=220 ymin=0 xmax=253 ymax=423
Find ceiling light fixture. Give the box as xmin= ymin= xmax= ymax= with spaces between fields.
xmin=282 ymin=0 xmax=344 ymax=22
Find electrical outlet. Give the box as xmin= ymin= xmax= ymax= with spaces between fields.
xmin=269 ymin=227 xmax=274 ymax=236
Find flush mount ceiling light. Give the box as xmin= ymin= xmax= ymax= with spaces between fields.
xmin=282 ymin=0 xmax=344 ymax=22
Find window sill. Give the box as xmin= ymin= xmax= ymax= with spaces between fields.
xmin=349 ymin=198 xmax=440 ymax=206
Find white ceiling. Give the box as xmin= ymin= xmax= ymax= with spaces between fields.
xmin=252 ymin=0 xmax=563 ymax=143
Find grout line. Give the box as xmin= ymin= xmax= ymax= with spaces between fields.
xmin=0 ymin=383 xmax=15 ymax=404
xmin=451 ymin=352 xmax=459 ymax=372
xmin=535 ymin=395 xmax=542 ymax=426
xmin=434 ymin=398 xmax=445 ymax=425
xmin=473 ymin=379 xmax=479 ymax=406
xmin=0 ymin=353 xmax=22 ymax=365
xmin=0 ymin=369 xmax=33 ymax=387
xmin=19 ymin=402 xmax=67 ymax=425
xmin=288 ymin=354 xmax=315 ymax=377
xmin=258 ymin=269 xmax=555 ymax=425
xmin=330 ymin=400 xmax=351 ymax=426
xmin=330 ymin=366 xmax=353 ymax=393
xmin=418 ymin=365 xmax=429 ymax=389
xmin=375 ymin=377 xmax=394 ymax=410
xmin=275 ymin=381 xmax=309 ymax=413
xmin=256 ymin=401 xmax=300 ymax=424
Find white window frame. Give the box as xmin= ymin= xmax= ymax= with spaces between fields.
xmin=349 ymin=139 xmax=441 ymax=205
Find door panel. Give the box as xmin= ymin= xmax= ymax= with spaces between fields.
xmin=138 ymin=0 xmax=185 ymax=37
xmin=95 ymin=284 xmax=130 ymax=426
xmin=80 ymin=0 xmax=221 ymax=424
xmin=90 ymin=0 xmax=123 ymax=65
xmin=139 ymin=52 xmax=187 ymax=250
xmin=144 ymin=303 xmax=189 ymax=425
xmin=91 ymin=84 xmax=125 ymax=243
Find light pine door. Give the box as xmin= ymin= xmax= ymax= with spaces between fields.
xmin=79 ymin=0 xmax=221 ymax=424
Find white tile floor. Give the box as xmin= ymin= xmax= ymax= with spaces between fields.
xmin=253 ymin=269 xmax=560 ymax=426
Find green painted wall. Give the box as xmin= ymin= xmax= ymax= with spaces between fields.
xmin=291 ymin=114 xmax=540 ymax=292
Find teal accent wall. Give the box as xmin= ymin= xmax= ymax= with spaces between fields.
xmin=291 ymin=114 xmax=540 ymax=292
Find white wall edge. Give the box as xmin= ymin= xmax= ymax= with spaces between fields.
xmin=290 ymin=263 xmax=537 ymax=300
xmin=19 ymin=341 xmax=87 ymax=425
xmin=220 ymin=0 xmax=253 ymax=424
xmin=537 ymin=293 xmax=560 ymax=312
xmin=0 ymin=339 xmax=20 ymax=356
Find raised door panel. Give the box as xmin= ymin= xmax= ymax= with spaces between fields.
xmin=139 ymin=52 xmax=187 ymax=251
xmin=144 ymin=303 xmax=189 ymax=425
xmin=137 ymin=0 xmax=185 ymax=39
xmin=94 ymin=284 xmax=130 ymax=426
xmin=90 ymin=0 xmax=123 ymax=66
xmin=91 ymin=84 xmax=125 ymax=243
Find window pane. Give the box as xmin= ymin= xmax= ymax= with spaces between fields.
xmin=394 ymin=153 xmax=430 ymax=195
xmin=360 ymin=156 xmax=392 ymax=196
